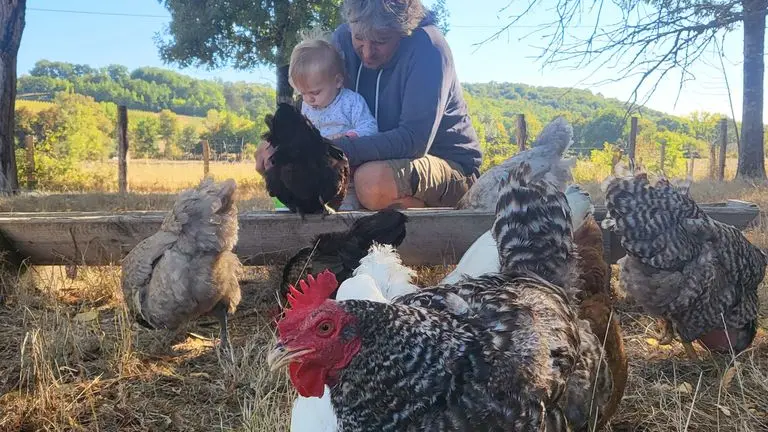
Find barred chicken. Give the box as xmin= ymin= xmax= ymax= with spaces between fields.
xmin=263 ymin=103 xmax=350 ymax=216
xmin=121 ymin=178 xmax=242 ymax=349
xmin=269 ymin=163 xmax=615 ymax=431
xmin=602 ymin=173 xmax=766 ymax=357
xmin=281 ymin=209 xmax=408 ymax=298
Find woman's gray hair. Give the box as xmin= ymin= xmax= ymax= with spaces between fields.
xmin=342 ymin=0 xmax=427 ymax=38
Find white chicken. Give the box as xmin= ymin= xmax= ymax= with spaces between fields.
xmin=288 ymin=242 xmax=418 ymax=432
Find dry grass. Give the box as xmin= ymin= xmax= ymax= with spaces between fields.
xmin=1 ymin=160 xmax=272 ymax=212
xmin=0 ymin=260 xmax=766 ymax=431
xmin=1 ymin=164 xmax=768 ymax=431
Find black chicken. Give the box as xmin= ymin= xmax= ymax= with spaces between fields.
xmin=268 ymin=163 xmax=615 ymax=431
xmin=280 ymin=209 xmax=408 ymax=299
xmin=263 ymin=103 xmax=350 ymax=216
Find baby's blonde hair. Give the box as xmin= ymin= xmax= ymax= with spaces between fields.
xmin=289 ymin=30 xmax=345 ymax=89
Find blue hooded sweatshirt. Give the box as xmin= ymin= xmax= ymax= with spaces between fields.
xmin=331 ymin=16 xmax=482 ymax=177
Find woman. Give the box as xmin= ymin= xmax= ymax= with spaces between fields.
xmin=256 ymin=0 xmax=482 ymax=210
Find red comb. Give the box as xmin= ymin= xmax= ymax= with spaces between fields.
xmin=284 ymin=270 xmax=338 ymax=319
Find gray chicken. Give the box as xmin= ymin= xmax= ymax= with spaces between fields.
xmin=456 ymin=116 xmax=575 ymax=210
xmin=602 ymin=173 xmax=766 ymax=358
xmin=121 ymin=177 xmax=242 ymax=349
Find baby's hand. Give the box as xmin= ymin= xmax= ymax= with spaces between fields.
xmin=344 ymin=131 xmax=359 ymax=139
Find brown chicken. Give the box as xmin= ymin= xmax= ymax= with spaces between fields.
xmin=572 ymin=214 xmax=628 ymax=429
xmin=602 ymin=173 xmax=767 ymax=358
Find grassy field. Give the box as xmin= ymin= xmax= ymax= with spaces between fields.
xmin=16 ymin=99 xmax=207 ymax=131
xmin=0 ymin=158 xmax=767 ymax=431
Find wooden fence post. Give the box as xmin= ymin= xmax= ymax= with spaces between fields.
xmin=516 ymin=114 xmax=527 ymax=151
xmin=708 ymin=140 xmax=717 ymax=179
xmin=628 ymin=116 xmax=638 ymax=170
xmin=202 ymin=140 xmax=210 ymax=176
xmin=117 ymin=106 xmax=129 ymax=194
xmin=659 ymin=139 xmax=666 ymax=175
xmin=718 ymin=118 xmax=727 ymax=181
xmin=687 ymin=156 xmax=695 ymax=179
xmin=24 ymin=135 xmax=35 ymax=189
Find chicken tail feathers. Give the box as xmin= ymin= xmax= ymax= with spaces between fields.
xmin=347 ymin=209 xmax=408 ymax=249
xmin=492 ymin=162 xmax=574 ymax=288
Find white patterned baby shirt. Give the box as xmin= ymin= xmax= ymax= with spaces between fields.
xmin=301 ymin=88 xmax=378 ymax=138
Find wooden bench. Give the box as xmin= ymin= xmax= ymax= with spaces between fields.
xmin=0 ymin=200 xmax=759 ymax=268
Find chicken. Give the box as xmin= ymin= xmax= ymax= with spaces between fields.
xmin=289 ymin=243 xmax=418 ymax=432
xmin=441 ymin=183 xmax=594 ymax=285
xmin=456 ymin=115 xmax=575 ymax=210
xmin=443 ymin=115 xmax=580 ymax=284
xmin=121 ymin=178 xmax=242 ymax=349
xmin=601 ymin=172 xmax=767 ymax=357
xmin=269 ymin=162 xmax=615 ymax=431
xmin=281 ymin=209 xmax=408 ymax=298
xmin=263 ymin=102 xmax=350 ymax=216
xmin=571 ymin=213 xmax=628 ymax=429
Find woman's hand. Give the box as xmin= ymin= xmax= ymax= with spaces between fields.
xmin=255 ymin=141 xmax=276 ymax=174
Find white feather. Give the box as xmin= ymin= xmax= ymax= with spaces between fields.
xmin=353 ymin=243 xmax=419 ymax=300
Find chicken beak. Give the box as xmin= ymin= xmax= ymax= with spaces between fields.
xmin=266 ymin=342 xmax=314 ymax=372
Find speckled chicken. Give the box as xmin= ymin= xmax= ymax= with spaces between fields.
xmin=263 ymin=103 xmax=350 ymax=216
xmin=268 ymin=163 xmax=614 ymax=431
xmin=602 ymin=173 xmax=766 ymax=357
xmin=121 ymin=178 xmax=242 ymax=349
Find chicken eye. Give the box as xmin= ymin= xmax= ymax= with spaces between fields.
xmin=316 ymin=320 xmax=335 ymax=337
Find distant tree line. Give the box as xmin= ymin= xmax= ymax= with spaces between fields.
xmin=18 ymin=60 xmax=275 ymax=118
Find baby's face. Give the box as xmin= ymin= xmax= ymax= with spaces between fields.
xmin=294 ymin=74 xmax=343 ymax=109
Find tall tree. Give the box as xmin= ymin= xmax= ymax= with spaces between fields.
xmin=485 ymin=0 xmax=768 ymax=180
xmin=156 ymin=0 xmax=342 ymax=106
xmin=0 ymin=0 xmax=25 ymax=194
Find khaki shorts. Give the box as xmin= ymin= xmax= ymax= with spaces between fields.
xmin=386 ymin=155 xmax=476 ymax=208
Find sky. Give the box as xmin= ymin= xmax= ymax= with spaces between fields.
xmin=17 ymin=0 xmax=754 ymax=121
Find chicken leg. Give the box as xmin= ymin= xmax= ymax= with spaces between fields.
xmin=682 ymin=341 xmax=699 ymax=361
xmin=657 ymin=318 xmax=675 ymax=345
xmin=211 ymin=300 xmax=232 ymax=352
xmin=320 ymin=197 xmax=337 ymax=219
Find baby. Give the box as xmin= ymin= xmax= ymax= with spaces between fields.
xmin=289 ymin=36 xmax=378 ymax=209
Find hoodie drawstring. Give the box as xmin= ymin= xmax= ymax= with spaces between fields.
xmin=355 ymin=64 xmax=382 ymax=121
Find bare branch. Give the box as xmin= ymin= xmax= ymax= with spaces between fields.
xmin=476 ymin=0 xmax=745 ymax=108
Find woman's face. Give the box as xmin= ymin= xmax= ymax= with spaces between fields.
xmin=350 ymin=25 xmax=402 ymax=69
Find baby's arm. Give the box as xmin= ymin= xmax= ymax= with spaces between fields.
xmin=345 ymin=91 xmax=378 ymax=138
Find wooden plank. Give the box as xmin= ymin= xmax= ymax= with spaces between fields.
xmin=0 ymin=203 xmax=759 ymax=267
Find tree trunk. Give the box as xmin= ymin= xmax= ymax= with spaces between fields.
xmin=737 ymin=0 xmax=767 ymax=180
xmin=276 ymin=63 xmax=294 ymax=106
xmin=0 ymin=0 xmax=25 ymax=195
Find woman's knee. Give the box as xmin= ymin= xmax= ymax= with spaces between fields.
xmin=353 ymin=162 xmax=399 ymax=209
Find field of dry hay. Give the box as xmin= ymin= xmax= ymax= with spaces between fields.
xmin=1 ymin=165 xmax=768 ymax=431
